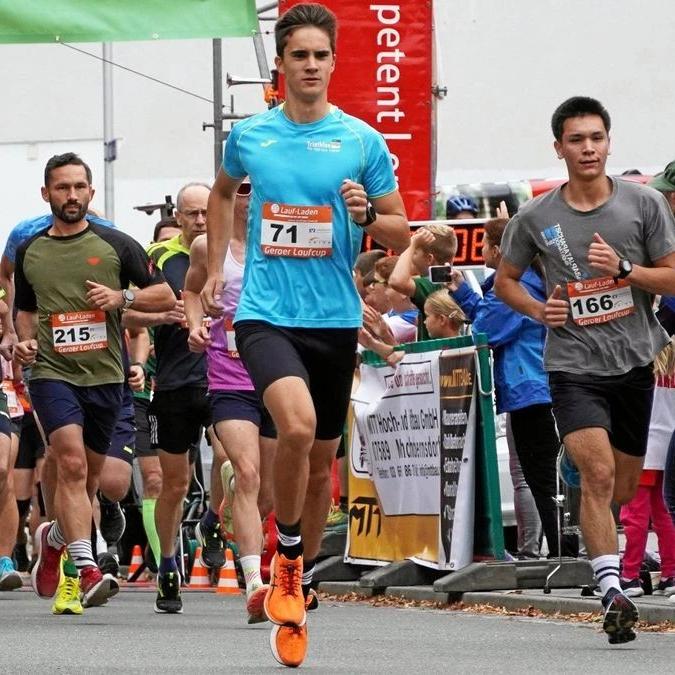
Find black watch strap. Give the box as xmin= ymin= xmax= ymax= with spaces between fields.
xmin=357 ymin=202 xmax=377 ymax=228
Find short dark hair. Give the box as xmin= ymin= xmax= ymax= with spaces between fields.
xmin=275 ymin=2 xmax=337 ymax=57
xmin=153 ymin=218 xmax=179 ymax=243
xmin=44 ymin=152 xmax=92 ymax=186
xmin=354 ymin=249 xmax=386 ymax=276
xmin=551 ymin=96 xmax=611 ymax=141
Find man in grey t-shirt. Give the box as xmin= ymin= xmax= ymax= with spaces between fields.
xmin=495 ymin=96 xmax=675 ymax=644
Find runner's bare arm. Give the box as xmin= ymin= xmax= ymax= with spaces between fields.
xmin=202 ymin=169 xmax=240 ymax=317
xmin=184 ymin=234 xmax=212 ymax=353
xmin=85 ymin=279 xmax=174 ymax=313
xmin=121 ymin=302 xmax=185 ymax=329
xmin=127 ymin=325 xmax=149 ymax=391
xmin=589 ymin=233 xmax=675 ymax=295
xmin=0 ymin=255 xmax=17 ymax=358
xmin=340 ymin=182 xmax=409 ymax=253
xmin=495 ymin=259 xmax=536 ymax=315
xmin=14 ymin=310 xmax=38 ymax=365
xmin=184 ymin=234 xmax=209 ymax=331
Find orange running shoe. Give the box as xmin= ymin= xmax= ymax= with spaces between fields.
xmin=270 ymin=623 xmax=308 ymax=668
xmin=264 ymin=553 xmax=305 ymax=627
xmin=246 ymin=584 xmax=270 ymax=624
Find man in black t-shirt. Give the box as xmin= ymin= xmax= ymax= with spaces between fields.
xmin=123 ymin=182 xmax=226 ymax=614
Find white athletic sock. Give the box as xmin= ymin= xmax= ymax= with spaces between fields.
xmin=47 ymin=521 xmax=66 ymax=548
xmin=67 ymin=538 xmax=97 ymax=570
xmin=96 ymin=529 xmax=108 ymax=554
xmin=591 ymin=554 xmax=621 ymax=596
xmin=240 ymin=555 xmax=263 ymax=595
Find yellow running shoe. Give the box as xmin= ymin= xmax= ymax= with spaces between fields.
xmin=52 ymin=556 xmax=83 ymax=616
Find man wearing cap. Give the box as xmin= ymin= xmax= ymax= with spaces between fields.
xmin=650 ymin=161 xmax=675 ymax=334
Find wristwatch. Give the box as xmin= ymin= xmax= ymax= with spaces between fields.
xmin=122 ymin=288 xmax=136 ymax=309
xmin=356 ymin=201 xmax=377 ymax=228
xmin=615 ymin=258 xmax=633 ymax=281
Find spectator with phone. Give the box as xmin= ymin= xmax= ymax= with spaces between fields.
xmin=450 ymin=217 xmax=573 ymax=558
xmin=389 ymin=225 xmax=457 ymax=341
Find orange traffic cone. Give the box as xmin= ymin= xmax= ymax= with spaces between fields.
xmin=189 ymin=547 xmax=211 ymax=589
xmin=127 ymin=544 xmax=143 ymax=581
xmin=216 ymin=548 xmax=240 ymax=595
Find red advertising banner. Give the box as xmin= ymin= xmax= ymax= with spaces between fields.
xmin=279 ymin=0 xmax=434 ymax=221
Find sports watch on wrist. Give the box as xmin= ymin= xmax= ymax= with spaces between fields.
xmin=356 ymin=202 xmax=377 ymax=228
xmin=615 ymin=258 xmax=633 ymax=281
xmin=122 ymin=288 xmax=136 ymax=309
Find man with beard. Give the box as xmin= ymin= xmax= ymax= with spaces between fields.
xmin=13 ymin=152 xmax=174 ymax=611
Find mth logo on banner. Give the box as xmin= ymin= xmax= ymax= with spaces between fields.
xmin=279 ymin=0 xmax=434 ymax=220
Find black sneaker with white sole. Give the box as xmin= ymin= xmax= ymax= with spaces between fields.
xmin=155 ymin=571 xmax=183 ymax=614
xmin=99 ymin=495 xmax=126 ymax=545
xmin=602 ymin=588 xmax=638 ymax=644
xmin=619 ymin=577 xmax=644 ymax=597
xmin=195 ymin=520 xmax=225 ymax=569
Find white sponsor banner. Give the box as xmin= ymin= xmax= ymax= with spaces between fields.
xmin=353 ymin=351 xmax=442 ymax=516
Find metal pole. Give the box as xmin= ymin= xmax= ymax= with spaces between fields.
xmin=252 ymin=29 xmax=271 ymax=81
xmin=212 ymin=38 xmax=224 ymax=178
xmin=102 ymin=42 xmax=114 ymax=221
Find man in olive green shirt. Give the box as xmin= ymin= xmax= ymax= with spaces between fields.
xmin=14 ymin=152 xmax=174 ymax=611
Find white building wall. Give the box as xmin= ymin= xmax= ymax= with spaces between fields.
xmin=1 ymin=1 xmax=673 ymax=243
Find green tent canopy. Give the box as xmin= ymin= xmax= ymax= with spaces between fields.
xmin=0 ymin=0 xmax=258 ymax=44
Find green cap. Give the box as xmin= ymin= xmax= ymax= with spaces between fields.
xmin=649 ymin=160 xmax=675 ymax=192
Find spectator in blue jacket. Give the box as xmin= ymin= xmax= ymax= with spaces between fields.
xmin=450 ymin=217 xmax=575 ymax=557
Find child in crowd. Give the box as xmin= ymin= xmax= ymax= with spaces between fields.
xmin=423 ymin=290 xmax=468 ymax=339
xmin=388 ymin=224 xmax=457 ymax=341
xmin=619 ymin=339 xmax=675 ymax=597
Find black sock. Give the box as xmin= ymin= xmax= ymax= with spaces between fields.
xmin=302 ymin=557 xmax=316 ymax=598
xmin=276 ymin=519 xmax=303 ymax=559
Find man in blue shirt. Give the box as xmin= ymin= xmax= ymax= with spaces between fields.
xmin=201 ymin=3 xmax=409 ymax=667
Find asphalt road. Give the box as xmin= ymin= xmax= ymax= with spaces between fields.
xmin=1 ymin=587 xmax=674 ymax=673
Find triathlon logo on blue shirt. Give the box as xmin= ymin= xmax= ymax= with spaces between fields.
xmin=306 ymin=139 xmax=342 ymax=153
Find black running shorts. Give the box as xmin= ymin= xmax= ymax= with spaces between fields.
xmin=548 ymin=365 xmax=655 ymax=457
xmin=148 ymin=386 xmax=211 ymax=455
xmin=234 ymin=320 xmax=358 ymax=441
xmin=14 ymin=412 xmax=46 ymax=470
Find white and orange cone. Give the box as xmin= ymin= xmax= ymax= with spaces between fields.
xmin=216 ymin=548 xmax=240 ymax=595
xmin=189 ymin=547 xmax=211 ymax=589
xmin=127 ymin=545 xmax=143 ymax=581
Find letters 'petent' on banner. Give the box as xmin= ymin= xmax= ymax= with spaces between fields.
xmin=0 ymin=1 xmax=258 ymax=44
xmin=280 ymin=0 xmax=435 ymax=221
xmin=349 ymin=347 xmax=477 ymax=571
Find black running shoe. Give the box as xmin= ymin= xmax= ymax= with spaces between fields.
xmin=13 ymin=544 xmax=29 ymax=572
xmin=99 ymin=495 xmax=126 ymax=545
xmin=602 ymin=588 xmax=638 ymax=644
xmin=97 ymin=552 xmax=120 ymax=578
xmin=195 ymin=520 xmax=225 ymax=569
xmin=154 ymin=571 xmax=183 ymax=614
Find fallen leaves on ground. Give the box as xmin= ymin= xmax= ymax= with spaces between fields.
xmin=317 ymin=592 xmax=675 ymax=633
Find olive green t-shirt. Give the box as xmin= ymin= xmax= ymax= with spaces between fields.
xmin=14 ymin=223 xmax=164 ymax=386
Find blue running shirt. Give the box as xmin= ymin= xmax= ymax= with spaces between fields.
xmin=223 ymin=105 xmax=396 ymax=328
xmin=4 ymin=213 xmax=115 ymax=264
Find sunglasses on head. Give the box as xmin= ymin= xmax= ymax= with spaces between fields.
xmin=237 ymin=182 xmax=252 ymax=196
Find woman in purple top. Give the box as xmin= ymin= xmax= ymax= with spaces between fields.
xmin=183 ymin=183 xmax=276 ymax=624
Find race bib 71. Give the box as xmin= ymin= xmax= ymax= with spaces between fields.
xmin=260 ymin=202 xmax=332 ymax=258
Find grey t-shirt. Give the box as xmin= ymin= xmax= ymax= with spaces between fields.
xmin=500 ymin=177 xmax=675 ymax=375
